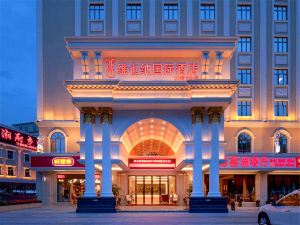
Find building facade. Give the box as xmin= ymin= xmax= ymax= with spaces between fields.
xmin=0 ymin=124 xmax=37 ymax=202
xmin=13 ymin=122 xmax=39 ymax=138
xmin=33 ymin=0 xmax=300 ymax=211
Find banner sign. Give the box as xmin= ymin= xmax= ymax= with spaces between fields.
xmin=220 ymin=155 xmax=300 ymax=170
xmin=104 ymin=58 xmax=199 ymax=81
xmin=31 ymin=155 xmax=84 ymax=168
xmin=0 ymin=126 xmax=37 ymax=151
xmin=128 ymin=158 xmax=176 ymax=169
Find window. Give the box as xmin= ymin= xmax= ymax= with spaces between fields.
xmin=274 ymin=101 xmax=288 ymax=116
xmin=237 ymin=5 xmax=251 ymax=20
xmin=0 ymin=149 xmax=4 ymax=158
xmin=24 ymin=168 xmax=31 ymax=177
xmin=163 ymin=3 xmax=178 ymax=20
xmin=274 ymin=37 xmax=288 ymax=53
xmin=274 ymin=132 xmax=288 ymax=153
xmin=238 ymin=133 xmax=251 ymax=153
xmin=278 ymin=194 xmax=299 ymax=206
xmin=274 ymin=5 xmax=287 ymax=21
xmin=7 ymin=167 xmax=14 ymax=176
xmin=274 ymin=69 xmax=288 ymax=85
xmin=50 ymin=132 xmax=65 ymax=153
xmin=126 ymin=3 xmax=141 ymax=20
xmin=238 ymin=100 xmax=252 ymax=116
xmin=24 ymin=153 xmax=30 ymax=163
xmin=238 ymin=69 xmax=252 ymax=84
xmin=7 ymin=150 xmax=14 ymax=160
xmin=89 ymin=3 xmax=104 ymax=20
xmin=0 ymin=166 xmax=2 ymax=175
xmin=200 ymin=4 xmax=215 ymax=20
xmin=238 ymin=37 xmax=251 ymax=52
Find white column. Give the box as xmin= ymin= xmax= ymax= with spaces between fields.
xmin=191 ymin=108 xmax=204 ymax=197
xmin=255 ymin=172 xmax=268 ymax=205
xmin=83 ymin=109 xmax=96 ymax=197
xmin=208 ymin=108 xmax=222 ymax=197
xmin=100 ymin=108 xmax=113 ymax=197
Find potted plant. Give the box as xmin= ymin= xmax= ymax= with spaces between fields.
xmin=256 ymin=200 xmax=260 ymax=207
xmin=112 ymin=184 xmax=121 ymax=207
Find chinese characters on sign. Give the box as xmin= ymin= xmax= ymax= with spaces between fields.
xmin=220 ymin=156 xmax=299 ymax=169
xmin=52 ymin=157 xmax=75 ymax=167
xmin=0 ymin=126 xmax=37 ymax=151
xmin=105 ymin=58 xmax=199 ymax=81
xmin=128 ymin=158 xmax=176 ymax=169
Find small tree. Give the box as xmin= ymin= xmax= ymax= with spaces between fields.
xmin=186 ymin=183 xmax=193 ymax=196
xmin=112 ymin=184 xmax=121 ymax=197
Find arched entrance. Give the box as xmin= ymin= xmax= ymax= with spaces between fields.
xmin=120 ymin=118 xmax=184 ymax=205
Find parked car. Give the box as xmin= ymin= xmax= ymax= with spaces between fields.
xmin=257 ymin=189 xmax=300 ymax=225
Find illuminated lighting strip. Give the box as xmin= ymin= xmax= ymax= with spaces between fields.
xmin=129 ymin=163 xmax=176 ymax=168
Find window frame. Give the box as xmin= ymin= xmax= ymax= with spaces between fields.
xmin=274 ymin=37 xmax=288 ymax=53
xmin=200 ymin=4 xmax=215 ymax=20
xmin=237 ymin=132 xmax=252 ymax=153
xmin=274 ymin=69 xmax=288 ymax=85
xmin=163 ymin=3 xmax=179 ymax=20
xmin=24 ymin=168 xmax=31 ymax=178
xmin=273 ymin=5 xmax=288 ymax=21
xmin=7 ymin=166 xmax=14 ymax=176
xmin=24 ymin=153 xmax=30 ymax=163
xmin=274 ymin=101 xmax=288 ymax=116
xmin=237 ymin=100 xmax=252 ymax=116
xmin=7 ymin=150 xmax=14 ymax=160
xmin=238 ymin=68 xmax=252 ymax=85
xmin=89 ymin=3 xmax=105 ymax=21
xmin=50 ymin=131 xmax=66 ymax=154
xmin=126 ymin=3 xmax=142 ymax=20
xmin=237 ymin=4 xmax=252 ymax=21
xmin=238 ymin=37 xmax=252 ymax=52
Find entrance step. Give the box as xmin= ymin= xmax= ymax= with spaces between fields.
xmin=118 ymin=206 xmax=187 ymax=212
xmin=189 ymin=197 xmax=228 ymax=213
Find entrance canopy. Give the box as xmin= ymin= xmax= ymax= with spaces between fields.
xmin=120 ymin=118 xmax=184 ymax=155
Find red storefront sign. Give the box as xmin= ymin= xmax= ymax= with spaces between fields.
xmin=220 ymin=156 xmax=299 ymax=169
xmin=31 ymin=155 xmax=84 ymax=168
xmin=0 ymin=126 xmax=37 ymax=151
xmin=105 ymin=58 xmax=199 ymax=81
xmin=128 ymin=158 xmax=176 ymax=169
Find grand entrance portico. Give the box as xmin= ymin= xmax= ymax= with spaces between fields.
xmin=63 ymin=37 xmax=238 ymax=213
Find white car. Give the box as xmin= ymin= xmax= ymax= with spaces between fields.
xmin=257 ymin=189 xmax=300 ymax=225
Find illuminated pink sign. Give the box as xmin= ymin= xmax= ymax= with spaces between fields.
xmin=128 ymin=158 xmax=176 ymax=169
xmin=105 ymin=58 xmax=199 ymax=81
xmin=220 ymin=156 xmax=299 ymax=169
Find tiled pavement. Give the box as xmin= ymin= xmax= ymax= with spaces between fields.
xmin=0 ymin=204 xmax=259 ymax=225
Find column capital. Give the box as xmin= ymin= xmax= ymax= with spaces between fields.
xmin=208 ymin=107 xmax=223 ymax=123
xmin=81 ymin=107 xmax=97 ymax=124
xmin=191 ymin=107 xmax=206 ymax=124
xmin=98 ymin=107 xmax=113 ymax=124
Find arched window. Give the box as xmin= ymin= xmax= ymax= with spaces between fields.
xmin=50 ymin=132 xmax=65 ymax=153
xmin=238 ymin=132 xmax=251 ymax=153
xmin=274 ymin=132 xmax=288 ymax=153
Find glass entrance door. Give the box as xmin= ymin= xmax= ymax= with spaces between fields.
xmin=128 ymin=175 xmax=175 ymax=205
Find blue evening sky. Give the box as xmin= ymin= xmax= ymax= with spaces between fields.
xmin=0 ymin=0 xmax=36 ymax=125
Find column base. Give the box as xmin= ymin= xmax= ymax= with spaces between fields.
xmin=189 ymin=197 xmax=228 ymax=213
xmin=76 ymin=197 xmax=116 ymax=213
xmin=207 ymin=192 xmax=221 ymax=197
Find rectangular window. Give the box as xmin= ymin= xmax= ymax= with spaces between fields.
xmin=0 ymin=166 xmax=2 ymax=175
xmin=274 ymin=69 xmax=288 ymax=85
xmin=274 ymin=5 xmax=287 ymax=20
xmin=164 ymin=3 xmax=178 ymax=20
xmin=200 ymin=4 xmax=215 ymax=20
xmin=25 ymin=168 xmax=31 ymax=177
xmin=237 ymin=5 xmax=251 ymax=20
xmin=274 ymin=101 xmax=288 ymax=116
xmin=7 ymin=150 xmax=14 ymax=160
xmin=7 ymin=167 xmax=14 ymax=176
xmin=238 ymin=100 xmax=252 ymax=116
xmin=238 ymin=69 xmax=252 ymax=84
xmin=24 ymin=153 xmax=30 ymax=163
xmin=274 ymin=37 xmax=288 ymax=53
xmin=126 ymin=3 xmax=141 ymax=20
xmin=238 ymin=37 xmax=251 ymax=52
xmin=89 ymin=3 xmax=104 ymax=20
xmin=0 ymin=149 xmax=4 ymax=158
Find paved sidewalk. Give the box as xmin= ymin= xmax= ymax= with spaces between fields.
xmin=0 ymin=204 xmax=258 ymax=225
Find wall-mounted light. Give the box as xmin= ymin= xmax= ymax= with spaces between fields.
xmin=81 ymin=52 xmax=89 ymax=79
xmin=201 ymin=52 xmax=209 ymax=79
xmin=215 ymin=52 xmax=223 ymax=78
xmin=94 ymin=51 xmax=102 ymax=79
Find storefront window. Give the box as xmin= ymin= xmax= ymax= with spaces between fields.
xmin=274 ymin=132 xmax=288 ymax=153
xmin=238 ymin=132 xmax=251 ymax=153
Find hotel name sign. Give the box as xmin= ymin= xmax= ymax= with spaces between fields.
xmin=104 ymin=58 xmax=200 ymax=81
xmin=220 ymin=155 xmax=300 ymax=170
xmin=128 ymin=158 xmax=176 ymax=169
xmin=0 ymin=126 xmax=37 ymax=151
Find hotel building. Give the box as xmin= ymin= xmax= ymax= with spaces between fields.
xmin=32 ymin=0 xmax=300 ymax=212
